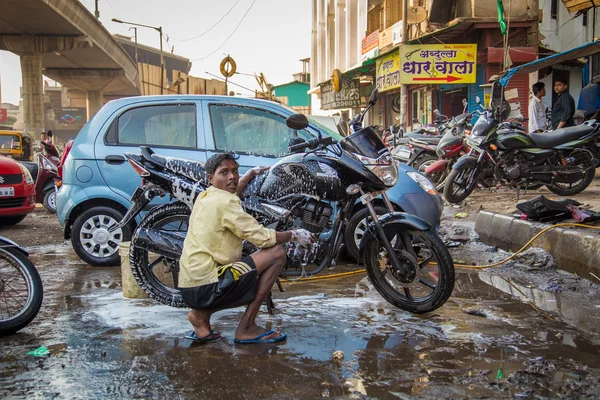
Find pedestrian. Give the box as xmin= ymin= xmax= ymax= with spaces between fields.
xmin=178 ymin=153 xmax=314 ymax=344
xmin=528 ymin=82 xmax=547 ymax=133
xmin=337 ymin=111 xmax=350 ymax=136
xmin=40 ymin=132 xmax=47 ymax=145
xmin=551 ymin=78 xmax=575 ymax=130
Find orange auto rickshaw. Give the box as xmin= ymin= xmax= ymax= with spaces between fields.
xmin=0 ymin=130 xmax=33 ymax=161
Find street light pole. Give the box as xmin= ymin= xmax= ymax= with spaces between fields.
xmin=400 ymin=0 xmax=408 ymax=130
xmin=129 ymin=27 xmax=138 ymax=64
xmin=112 ymin=18 xmax=164 ymax=94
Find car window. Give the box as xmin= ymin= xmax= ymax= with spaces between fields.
xmin=0 ymin=134 xmax=21 ymax=150
xmin=209 ymin=105 xmax=308 ymax=157
xmin=116 ymin=104 xmax=197 ymax=148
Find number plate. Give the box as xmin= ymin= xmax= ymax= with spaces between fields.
xmin=360 ymin=190 xmax=385 ymax=205
xmin=395 ymin=149 xmax=412 ymax=160
xmin=0 ymin=187 xmax=14 ymax=197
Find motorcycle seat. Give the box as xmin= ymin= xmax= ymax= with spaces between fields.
xmin=148 ymin=152 xmax=209 ymax=184
xmin=528 ymin=125 xmax=595 ymax=148
xmin=410 ymin=136 xmax=442 ymax=145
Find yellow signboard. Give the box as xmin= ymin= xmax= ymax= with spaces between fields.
xmin=376 ymin=52 xmax=401 ymax=92
xmin=399 ymin=44 xmax=477 ymax=84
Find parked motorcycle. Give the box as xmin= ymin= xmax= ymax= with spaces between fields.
xmin=0 ymin=237 xmax=43 ymax=335
xmin=113 ymin=89 xmax=455 ymax=314
xmin=423 ymin=110 xmax=474 ymax=191
xmin=36 ymin=152 xmax=60 ymax=213
xmin=443 ymin=88 xmax=600 ymax=203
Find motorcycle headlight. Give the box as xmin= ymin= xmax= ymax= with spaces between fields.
xmin=20 ymin=164 xmax=34 ymax=184
xmin=407 ymin=171 xmax=438 ymax=195
xmin=353 ymin=152 xmax=399 ymax=187
xmin=467 ymin=135 xmax=484 ymax=148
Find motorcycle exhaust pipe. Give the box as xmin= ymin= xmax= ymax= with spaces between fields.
xmin=133 ymin=228 xmax=184 ymax=260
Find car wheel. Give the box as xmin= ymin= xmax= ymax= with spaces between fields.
xmin=43 ymin=190 xmax=57 ymax=213
xmin=0 ymin=215 xmax=27 ymax=226
xmin=343 ymin=206 xmax=389 ymax=262
xmin=71 ymin=206 xmax=131 ymax=266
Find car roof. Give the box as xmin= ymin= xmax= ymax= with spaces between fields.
xmin=103 ymin=95 xmax=283 ymax=110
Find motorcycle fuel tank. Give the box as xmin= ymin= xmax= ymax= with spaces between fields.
xmin=254 ymin=155 xmax=346 ymax=202
xmin=471 ymin=116 xmax=498 ymax=137
xmin=496 ymin=129 xmax=535 ymax=150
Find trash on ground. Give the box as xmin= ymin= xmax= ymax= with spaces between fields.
xmin=455 ymin=212 xmax=468 ymax=218
xmin=332 ymin=350 xmax=344 ymax=361
xmin=509 ymin=248 xmax=555 ymax=270
xmin=27 ymin=346 xmax=50 ymax=357
xmin=462 ymin=309 xmax=488 ymax=318
xmin=516 ymin=195 xmax=580 ymax=222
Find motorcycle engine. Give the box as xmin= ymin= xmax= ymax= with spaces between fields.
xmin=501 ymin=151 xmax=525 ymax=180
xmin=294 ymin=198 xmax=334 ymax=234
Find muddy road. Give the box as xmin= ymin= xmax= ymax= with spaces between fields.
xmin=1 ymin=206 xmax=600 ymax=398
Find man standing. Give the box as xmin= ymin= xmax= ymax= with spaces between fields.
xmin=551 ymin=78 xmax=575 ymax=130
xmin=528 ymin=82 xmax=547 ymax=133
xmin=178 ymin=153 xmax=314 ymax=344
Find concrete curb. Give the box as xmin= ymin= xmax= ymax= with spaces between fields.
xmin=474 ymin=211 xmax=600 ymax=281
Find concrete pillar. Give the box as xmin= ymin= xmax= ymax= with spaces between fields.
xmin=327 ymin=0 xmax=336 ymax=75
xmin=317 ymin=0 xmax=327 ymax=85
xmin=311 ymin=0 xmax=319 ymax=89
xmin=20 ymin=54 xmax=44 ymax=135
xmin=346 ymin=0 xmax=358 ymax=69
xmin=357 ymin=0 xmax=368 ymax=60
xmin=334 ymin=0 xmax=347 ymax=71
xmin=86 ymin=90 xmax=104 ymax=120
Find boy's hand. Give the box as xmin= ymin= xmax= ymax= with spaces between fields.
xmin=290 ymin=229 xmax=316 ymax=247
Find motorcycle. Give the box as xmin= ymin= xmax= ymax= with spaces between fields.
xmin=35 ymin=152 xmax=60 ymax=213
xmin=113 ymin=89 xmax=455 ymax=314
xmin=423 ymin=110 xmax=474 ymax=191
xmin=443 ymin=85 xmax=600 ymax=203
xmin=0 ymin=237 xmax=43 ymax=335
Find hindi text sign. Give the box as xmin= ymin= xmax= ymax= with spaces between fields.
xmin=399 ymin=44 xmax=477 ymax=84
xmin=320 ymin=79 xmax=360 ymax=110
xmin=376 ymin=52 xmax=401 ymax=92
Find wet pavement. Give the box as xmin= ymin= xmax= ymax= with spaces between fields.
xmin=1 ymin=242 xmax=600 ymax=399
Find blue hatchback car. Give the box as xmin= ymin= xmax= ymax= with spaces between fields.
xmin=56 ymin=95 xmax=443 ymax=266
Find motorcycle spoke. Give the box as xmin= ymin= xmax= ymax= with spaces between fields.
xmin=171 ymin=269 xmax=179 ymax=289
xmin=148 ymin=255 xmax=166 ymax=271
xmin=419 ymin=255 xmax=434 ymax=268
xmin=419 ymin=278 xmax=436 ymax=289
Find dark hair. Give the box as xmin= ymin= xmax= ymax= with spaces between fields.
xmin=46 ymin=130 xmax=53 ymax=138
xmin=205 ymin=153 xmax=239 ymax=176
xmin=532 ymin=82 xmax=545 ymax=95
xmin=554 ymin=78 xmax=568 ymax=86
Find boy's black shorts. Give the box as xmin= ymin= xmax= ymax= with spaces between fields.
xmin=179 ymin=255 xmax=257 ymax=310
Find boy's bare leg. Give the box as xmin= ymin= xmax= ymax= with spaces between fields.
xmin=188 ymin=309 xmax=220 ymax=338
xmin=235 ymin=245 xmax=286 ymax=341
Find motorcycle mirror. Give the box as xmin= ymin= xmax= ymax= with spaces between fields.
xmin=369 ymin=88 xmax=379 ymax=105
xmin=433 ymin=109 xmax=439 ymax=116
xmin=462 ymin=98 xmax=468 ymax=107
xmin=517 ymin=114 xmax=524 ymax=122
xmin=476 ymin=96 xmax=481 ymax=104
xmin=286 ymin=114 xmax=309 ymax=130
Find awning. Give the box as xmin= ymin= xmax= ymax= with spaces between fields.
xmin=561 ymin=0 xmax=600 ymax=13
xmin=500 ymin=39 xmax=600 ymax=87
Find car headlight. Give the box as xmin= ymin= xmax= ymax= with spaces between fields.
xmin=407 ymin=171 xmax=438 ymax=195
xmin=353 ymin=152 xmax=399 ymax=187
xmin=20 ymin=164 xmax=34 ymax=184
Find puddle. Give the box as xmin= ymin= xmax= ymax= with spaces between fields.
xmin=1 ymin=249 xmax=600 ymax=398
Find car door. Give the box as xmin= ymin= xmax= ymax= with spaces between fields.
xmin=94 ymin=100 xmax=207 ymax=203
xmin=201 ymin=100 xmax=310 ymax=172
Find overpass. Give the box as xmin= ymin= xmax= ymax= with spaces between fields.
xmin=0 ymin=0 xmax=140 ymax=135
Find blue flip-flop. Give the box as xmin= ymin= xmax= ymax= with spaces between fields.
xmin=234 ymin=330 xmax=287 ymax=344
xmin=184 ymin=330 xmax=221 ymax=343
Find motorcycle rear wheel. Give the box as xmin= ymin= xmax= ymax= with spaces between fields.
xmin=443 ymin=166 xmax=480 ymax=203
xmin=363 ymin=229 xmax=454 ymax=313
xmin=0 ymin=247 xmax=43 ymax=335
xmin=130 ymin=203 xmax=190 ymax=308
xmin=546 ymin=168 xmax=595 ymax=196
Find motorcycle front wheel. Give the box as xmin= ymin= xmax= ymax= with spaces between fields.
xmin=443 ymin=165 xmax=481 ymax=203
xmin=130 ymin=203 xmax=190 ymax=308
xmin=0 ymin=247 xmax=43 ymax=335
xmin=363 ymin=229 xmax=454 ymax=313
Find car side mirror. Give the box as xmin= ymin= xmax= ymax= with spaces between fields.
xmin=286 ymin=114 xmax=309 ymax=130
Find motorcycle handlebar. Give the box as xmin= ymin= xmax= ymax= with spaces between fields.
xmin=288 ymin=136 xmax=337 ymax=153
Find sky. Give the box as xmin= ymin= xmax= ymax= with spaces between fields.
xmin=0 ymin=0 xmax=311 ymax=105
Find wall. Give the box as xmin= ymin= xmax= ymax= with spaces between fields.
xmin=539 ymin=0 xmax=592 ymax=52
xmin=272 ymin=82 xmax=311 ymax=107
xmin=455 ymin=0 xmax=536 ymax=19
